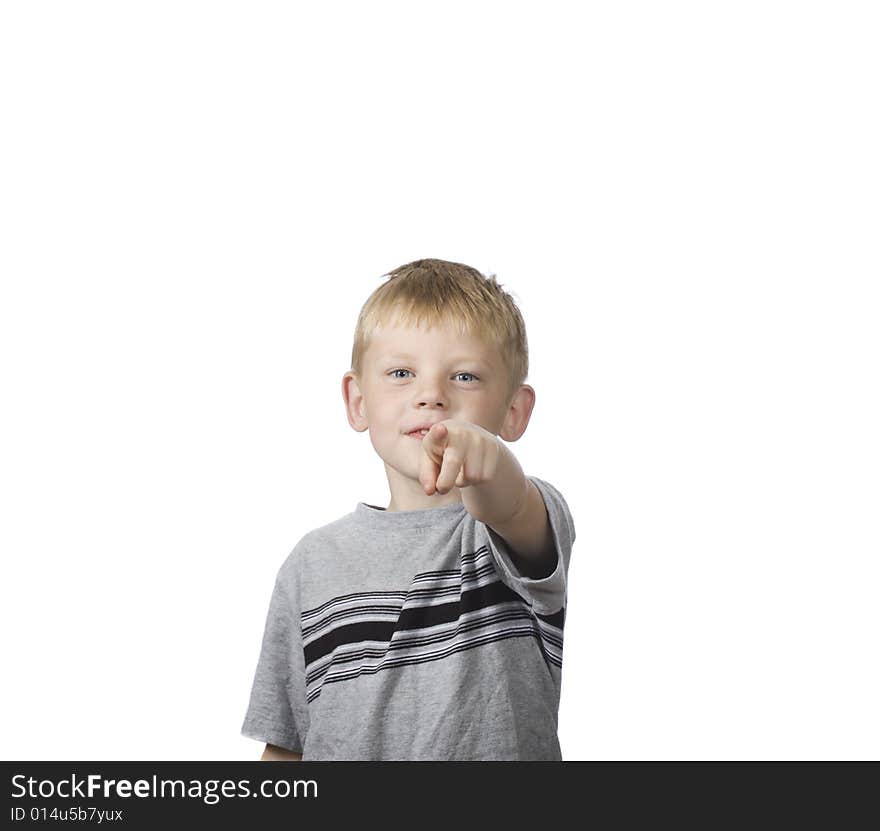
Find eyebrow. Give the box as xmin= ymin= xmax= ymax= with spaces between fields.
xmin=381 ymin=353 xmax=491 ymax=365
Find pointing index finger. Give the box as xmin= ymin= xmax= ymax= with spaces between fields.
xmin=423 ymin=422 xmax=447 ymax=448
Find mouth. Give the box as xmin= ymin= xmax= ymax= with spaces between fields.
xmin=405 ymin=427 xmax=431 ymax=439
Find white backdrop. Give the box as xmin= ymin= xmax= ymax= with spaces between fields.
xmin=1 ymin=1 xmax=877 ymax=761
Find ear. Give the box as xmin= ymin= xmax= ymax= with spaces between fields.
xmin=341 ymin=371 xmax=370 ymax=432
xmin=498 ymin=384 xmax=536 ymax=442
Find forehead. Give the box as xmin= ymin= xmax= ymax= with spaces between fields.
xmin=367 ymin=320 xmax=498 ymax=365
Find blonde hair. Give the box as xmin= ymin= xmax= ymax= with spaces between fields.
xmin=350 ymin=258 xmax=529 ymax=403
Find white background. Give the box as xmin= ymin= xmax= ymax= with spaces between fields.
xmin=1 ymin=1 xmax=877 ymax=761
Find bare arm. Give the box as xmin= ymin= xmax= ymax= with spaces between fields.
xmin=260 ymin=743 xmax=303 ymax=762
xmin=463 ymin=445 xmax=557 ymax=579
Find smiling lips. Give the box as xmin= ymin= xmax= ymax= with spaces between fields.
xmin=406 ymin=428 xmax=430 ymax=438
xmin=404 ymin=422 xmax=439 ymax=435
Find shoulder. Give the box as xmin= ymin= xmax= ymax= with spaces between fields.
xmin=278 ymin=512 xmax=360 ymax=573
xmin=526 ymin=476 xmax=576 ymax=539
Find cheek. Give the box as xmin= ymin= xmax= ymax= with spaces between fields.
xmin=368 ymin=405 xmax=402 ymax=436
xmin=470 ymin=408 xmax=504 ymax=435
xmin=363 ymin=393 xmax=395 ymax=421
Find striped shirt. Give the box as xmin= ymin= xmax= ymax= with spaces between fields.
xmin=241 ymin=475 xmax=576 ymax=760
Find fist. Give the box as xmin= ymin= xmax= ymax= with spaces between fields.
xmin=417 ymin=419 xmax=501 ymax=496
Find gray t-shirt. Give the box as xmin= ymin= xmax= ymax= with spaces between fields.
xmin=241 ymin=474 xmax=576 ymax=760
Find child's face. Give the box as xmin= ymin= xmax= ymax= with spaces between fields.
xmin=342 ymin=317 xmax=534 ymax=499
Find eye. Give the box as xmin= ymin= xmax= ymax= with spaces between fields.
xmin=386 ymin=369 xmax=480 ymax=382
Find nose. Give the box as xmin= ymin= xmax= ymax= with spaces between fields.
xmin=416 ymin=391 xmax=446 ymax=407
xmin=414 ymin=380 xmax=448 ymax=409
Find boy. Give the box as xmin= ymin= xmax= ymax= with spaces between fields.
xmin=241 ymin=258 xmax=577 ymax=761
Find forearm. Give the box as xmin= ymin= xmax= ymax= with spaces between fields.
xmin=461 ymin=439 xmax=529 ymax=527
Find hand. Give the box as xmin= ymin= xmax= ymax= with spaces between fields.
xmin=418 ymin=419 xmax=501 ymax=496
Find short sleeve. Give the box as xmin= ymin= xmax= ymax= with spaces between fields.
xmin=240 ymin=552 xmax=310 ymax=753
xmin=479 ymin=475 xmax=576 ymax=616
